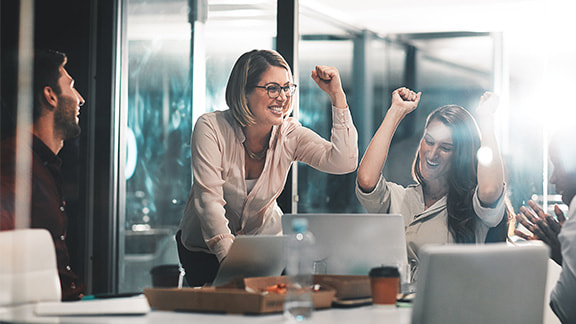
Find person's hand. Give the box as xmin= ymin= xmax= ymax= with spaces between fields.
xmin=514 ymin=200 xmax=564 ymax=265
xmin=475 ymin=91 xmax=499 ymax=118
xmin=389 ymin=87 xmax=421 ymax=117
xmin=311 ymin=65 xmax=347 ymax=108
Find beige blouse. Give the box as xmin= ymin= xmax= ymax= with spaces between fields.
xmin=179 ymin=107 xmax=358 ymax=261
xmin=355 ymin=174 xmax=505 ymax=267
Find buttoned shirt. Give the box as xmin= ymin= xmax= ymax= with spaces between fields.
xmin=179 ymin=107 xmax=358 ymax=262
xmin=356 ymin=175 xmax=506 ymax=268
xmin=0 ymin=136 xmax=85 ymax=301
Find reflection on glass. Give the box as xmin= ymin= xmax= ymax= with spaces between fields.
xmin=297 ymin=13 xmax=499 ymax=213
xmin=121 ymin=0 xmax=192 ymax=293
xmin=119 ymin=0 xmax=510 ymax=292
xmin=297 ymin=39 xmax=360 ymax=213
xmin=386 ymin=35 xmax=494 ymax=187
xmin=204 ymin=2 xmax=276 ymax=114
xmin=120 ymin=0 xmax=276 ymax=293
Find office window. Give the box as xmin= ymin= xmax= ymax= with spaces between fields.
xmin=120 ymin=0 xmax=193 ymax=293
xmin=119 ymin=0 xmax=276 ymax=293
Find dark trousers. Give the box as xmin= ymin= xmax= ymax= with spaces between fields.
xmin=175 ymin=230 xmax=220 ymax=287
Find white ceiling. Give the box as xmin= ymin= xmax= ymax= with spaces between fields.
xmin=303 ymin=0 xmax=576 ymax=87
xmin=306 ymin=0 xmax=543 ymax=34
xmin=130 ymin=0 xmax=576 ymax=92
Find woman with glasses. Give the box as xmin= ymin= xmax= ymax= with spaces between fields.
xmin=177 ymin=49 xmax=358 ymax=286
xmin=356 ymin=88 xmax=506 ymax=275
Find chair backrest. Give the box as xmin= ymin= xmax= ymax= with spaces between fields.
xmin=0 ymin=229 xmax=61 ymax=306
xmin=411 ymin=242 xmax=549 ymax=324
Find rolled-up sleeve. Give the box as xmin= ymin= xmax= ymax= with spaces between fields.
xmin=292 ymin=106 xmax=358 ymax=174
xmin=355 ymin=174 xmax=391 ymax=213
xmin=472 ymin=183 xmax=506 ymax=227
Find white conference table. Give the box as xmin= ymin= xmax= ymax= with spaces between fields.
xmin=4 ymin=259 xmax=562 ymax=324
xmin=5 ymin=305 xmax=412 ymax=324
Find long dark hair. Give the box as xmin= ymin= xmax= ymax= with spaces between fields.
xmin=412 ymin=105 xmax=481 ymax=243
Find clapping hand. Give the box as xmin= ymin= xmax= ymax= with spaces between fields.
xmin=515 ymin=200 xmax=565 ymax=265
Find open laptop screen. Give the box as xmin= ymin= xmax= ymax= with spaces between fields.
xmin=282 ymin=214 xmax=408 ymax=276
xmin=211 ymin=235 xmax=286 ymax=287
xmin=411 ymin=243 xmax=549 ymax=324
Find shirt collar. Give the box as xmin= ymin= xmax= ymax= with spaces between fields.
xmin=224 ymin=109 xmax=280 ymax=147
xmin=32 ymin=135 xmax=62 ymax=168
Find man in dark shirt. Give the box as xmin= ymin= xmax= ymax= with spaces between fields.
xmin=0 ymin=49 xmax=86 ymax=301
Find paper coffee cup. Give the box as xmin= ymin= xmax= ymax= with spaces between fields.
xmin=369 ymin=266 xmax=400 ymax=306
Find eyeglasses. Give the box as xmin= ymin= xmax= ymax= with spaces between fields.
xmin=254 ymin=83 xmax=297 ymax=99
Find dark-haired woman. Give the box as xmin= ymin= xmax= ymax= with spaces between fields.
xmin=356 ymin=88 xmax=505 ymax=272
xmin=177 ymin=49 xmax=358 ymax=286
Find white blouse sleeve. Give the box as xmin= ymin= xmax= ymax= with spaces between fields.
xmin=472 ymin=183 xmax=506 ymax=227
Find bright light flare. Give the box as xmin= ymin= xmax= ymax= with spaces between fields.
xmin=477 ymin=146 xmax=493 ymax=166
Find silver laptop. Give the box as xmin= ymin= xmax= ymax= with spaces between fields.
xmin=282 ymin=214 xmax=408 ymax=276
xmin=211 ymin=235 xmax=287 ymax=287
xmin=411 ymin=242 xmax=549 ymax=324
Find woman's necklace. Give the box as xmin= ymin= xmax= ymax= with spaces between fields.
xmin=244 ymin=142 xmax=268 ymax=160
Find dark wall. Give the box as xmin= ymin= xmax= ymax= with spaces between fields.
xmin=33 ymin=0 xmax=93 ymax=294
xmin=1 ymin=0 xmax=95 ymax=292
xmin=1 ymin=1 xmax=20 ymax=139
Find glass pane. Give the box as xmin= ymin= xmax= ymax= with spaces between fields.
xmin=204 ymin=1 xmax=277 ymax=115
xmin=297 ymin=8 xmax=364 ymax=213
xmin=297 ymin=39 xmax=359 ymax=213
xmin=121 ymin=0 xmax=192 ymax=293
xmin=386 ymin=35 xmax=494 ymax=187
xmin=372 ymin=41 xmax=409 ymax=185
xmin=120 ymin=0 xmax=276 ymax=293
xmin=297 ymin=16 xmax=498 ymax=214
xmin=297 ymin=9 xmax=410 ymax=213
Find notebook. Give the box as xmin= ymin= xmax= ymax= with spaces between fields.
xmin=33 ymin=295 xmax=150 ymax=316
xmin=411 ymin=242 xmax=549 ymax=324
xmin=211 ymin=235 xmax=287 ymax=287
xmin=281 ymin=214 xmax=408 ymax=276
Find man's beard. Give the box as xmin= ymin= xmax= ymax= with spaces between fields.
xmin=54 ymin=96 xmax=81 ymax=140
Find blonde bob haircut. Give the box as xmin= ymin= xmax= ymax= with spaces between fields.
xmin=225 ymin=49 xmax=294 ymax=127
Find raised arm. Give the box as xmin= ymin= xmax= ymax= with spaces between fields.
xmin=357 ymin=87 xmax=421 ymax=192
xmin=475 ymin=92 xmax=505 ymax=205
xmin=292 ymin=65 xmax=357 ymax=174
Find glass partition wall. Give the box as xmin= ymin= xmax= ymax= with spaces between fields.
xmin=118 ymin=0 xmax=505 ymax=293
xmin=296 ymin=13 xmax=498 ymax=213
xmin=120 ymin=0 xmax=193 ymax=293
xmin=2 ymin=0 xmax=567 ymax=298
xmin=119 ymin=0 xmax=277 ymax=293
